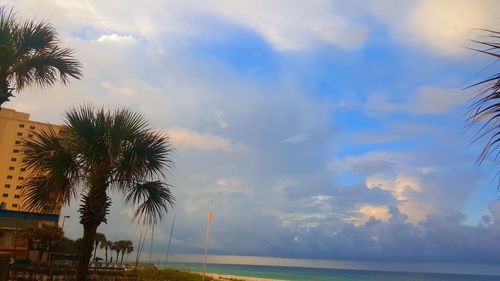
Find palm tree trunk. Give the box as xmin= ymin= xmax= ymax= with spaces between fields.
xmin=76 ymin=188 xmax=110 ymax=281
xmin=76 ymin=223 xmax=98 ymax=281
xmin=105 ymin=246 xmax=108 ymax=262
xmin=116 ymin=250 xmax=119 ymax=263
xmin=121 ymin=252 xmax=125 ymax=263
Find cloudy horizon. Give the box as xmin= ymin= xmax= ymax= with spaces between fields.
xmin=5 ymin=0 xmax=500 ymax=266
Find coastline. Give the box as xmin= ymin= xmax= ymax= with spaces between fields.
xmin=202 ymin=272 xmax=286 ymax=281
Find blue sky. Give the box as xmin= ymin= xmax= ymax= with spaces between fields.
xmin=6 ymin=0 xmax=500 ymax=264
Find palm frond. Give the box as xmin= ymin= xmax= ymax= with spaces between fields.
xmin=115 ymin=131 xmax=174 ymax=186
xmin=13 ymin=46 xmax=82 ymax=90
xmin=17 ymin=19 xmax=57 ymax=52
xmin=125 ymin=181 xmax=175 ymax=225
xmin=467 ymin=30 xmax=500 ymax=166
xmin=21 ymin=126 xmax=81 ymax=210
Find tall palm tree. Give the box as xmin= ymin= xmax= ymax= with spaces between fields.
xmin=93 ymin=232 xmax=106 ymax=261
xmin=467 ymin=30 xmax=500 ymax=171
xmin=0 ymin=5 xmax=82 ymax=107
xmin=21 ymin=106 xmax=174 ymax=281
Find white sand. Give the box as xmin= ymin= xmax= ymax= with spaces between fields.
xmin=202 ymin=272 xmax=287 ymax=281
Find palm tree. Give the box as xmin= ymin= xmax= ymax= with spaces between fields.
xmin=93 ymin=232 xmax=106 ymax=261
xmin=125 ymin=243 xmax=134 ymax=263
xmin=110 ymin=241 xmax=118 ymax=263
xmin=467 ymin=30 xmax=500 ymax=171
xmin=101 ymin=239 xmax=113 ymax=262
xmin=120 ymin=240 xmax=133 ymax=263
xmin=22 ymin=224 xmax=64 ymax=260
xmin=21 ymin=106 xmax=175 ymax=281
xmin=113 ymin=240 xmax=126 ymax=263
xmin=0 ymin=5 xmax=82 ymax=107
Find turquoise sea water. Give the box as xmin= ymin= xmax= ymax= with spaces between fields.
xmin=161 ymin=262 xmax=500 ymax=281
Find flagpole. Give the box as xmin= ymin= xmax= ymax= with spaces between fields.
xmin=138 ymin=228 xmax=149 ymax=264
xmin=149 ymin=224 xmax=155 ymax=263
xmin=165 ymin=213 xmax=176 ymax=266
xmin=135 ymin=231 xmax=143 ymax=266
xmin=202 ymin=203 xmax=213 ymax=281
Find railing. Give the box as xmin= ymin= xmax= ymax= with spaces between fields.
xmin=8 ymin=261 xmax=156 ymax=281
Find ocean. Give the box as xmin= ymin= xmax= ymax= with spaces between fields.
xmin=161 ymin=262 xmax=500 ymax=281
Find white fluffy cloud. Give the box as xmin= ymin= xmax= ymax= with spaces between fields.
xmin=371 ymin=0 xmax=499 ymax=56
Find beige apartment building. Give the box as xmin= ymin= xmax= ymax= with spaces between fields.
xmin=0 ymin=107 xmax=63 ymax=258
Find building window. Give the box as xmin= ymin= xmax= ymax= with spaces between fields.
xmin=17 ymin=132 xmax=22 ymax=136
xmin=30 ymin=125 xmax=35 ymax=130
xmin=19 ymin=124 xmax=25 ymax=128
xmin=28 ymin=134 xmax=33 ymax=138
xmin=8 ymin=166 xmax=14 ymax=170
xmin=15 ymin=140 xmax=21 ymax=145
xmin=12 ymin=149 xmax=19 ymax=153
xmin=11 ymin=158 xmax=16 ymax=162
xmin=14 ymin=195 xmax=20 ymax=199
xmin=22 ymin=159 xmax=27 ymax=163
xmin=20 ymin=168 xmax=26 ymax=172
xmin=6 ymin=175 xmax=12 ymax=179
xmin=4 ymin=184 xmax=10 ymax=188
xmin=2 ymin=194 xmax=8 ymax=198
xmin=18 ymin=177 xmax=24 ymax=180
xmin=12 ymin=204 xmax=18 ymax=208
xmin=16 ymin=186 xmax=22 ymax=190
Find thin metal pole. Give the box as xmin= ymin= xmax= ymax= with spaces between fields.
xmin=138 ymin=228 xmax=149 ymax=263
xmin=165 ymin=213 xmax=176 ymax=266
xmin=135 ymin=231 xmax=143 ymax=266
xmin=149 ymin=224 xmax=154 ymax=263
xmin=202 ymin=203 xmax=212 ymax=281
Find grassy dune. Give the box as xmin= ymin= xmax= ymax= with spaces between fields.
xmin=134 ymin=268 xmax=218 ymax=281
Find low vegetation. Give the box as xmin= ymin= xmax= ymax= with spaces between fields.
xmin=134 ymin=268 xmax=216 ymax=281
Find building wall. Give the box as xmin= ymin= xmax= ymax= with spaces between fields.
xmin=0 ymin=108 xmax=65 ymax=259
xmin=0 ymin=108 xmax=64 ymax=214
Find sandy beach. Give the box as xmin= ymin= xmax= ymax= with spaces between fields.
xmin=203 ymin=272 xmax=287 ymax=281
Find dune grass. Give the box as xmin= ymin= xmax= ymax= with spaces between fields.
xmin=134 ymin=268 xmax=217 ymax=281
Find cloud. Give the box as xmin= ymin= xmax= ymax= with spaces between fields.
xmin=198 ymin=0 xmax=369 ymax=51
xmin=8 ymin=0 xmax=370 ymax=52
xmin=364 ymin=85 xmax=466 ymax=117
xmin=96 ymin=34 xmax=136 ymax=44
xmin=166 ymin=127 xmax=247 ymax=152
xmin=279 ymin=134 xmax=308 ymax=144
xmin=410 ymin=86 xmax=466 ymax=115
xmin=355 ymin=204 xmax=390 ymax=225
xmin=101 ymin=82 xmax=135 ymax=96
xmin=371 ymin=0 xmax=498 ymax=56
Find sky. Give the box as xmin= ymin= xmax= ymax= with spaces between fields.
xmin=5 ymin=0 xmax=500 ymax=266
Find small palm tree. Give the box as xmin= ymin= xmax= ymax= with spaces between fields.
xmin=21 ymin=106 xmax=174 ymax=281
xmin=467 ymin=30 xmax=500 ymax=171
xmin=0 ymin=5 xmax=82 ymax=107
xmin=22 ymin=224 xmax=64 ymax=261
xmin=101 ymin=239 xmax=113 ymax=262
xmin=93 ymin=232 xmax=106 ymax=261
xmin=119 ymin=240 xmax=133 ymax=263
xmin=113 ymin=240 xmax=125 ymax=263
xmin=110 ymin=241 xmax=118 ymax=263
xmin=125 ymin=243 xmax=134 ymax=263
